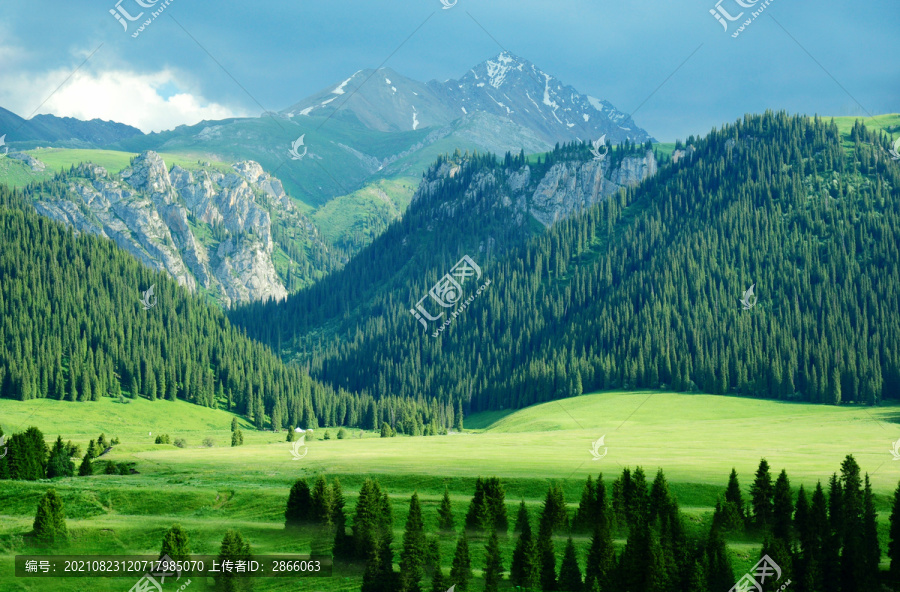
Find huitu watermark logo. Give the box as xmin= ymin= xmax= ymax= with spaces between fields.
xmin=730 ymin=555 xmax=789 ymax=592
xmin=288 ymin=134 xmax=308 ymax=161
xmin=129 ymin=554 xmax=191 ymax=592
xmin=0 ymin=435 xmax=7 ymax=459
xmin=110 ymin=0 xmax=175 ymax=39
xmin=889 ymin=137 xmax=900 ymax=161
xmin=290 ymin=433 xmax=309 ymax=461
xmin=140 ymin=284 xmax=158 ymax=310
xmin=0 ymin=134 xmax=8 ymax=157
xmin=589 ymin=436 xmax=608 ymax=461
xmin=440 ymin=0 xmax=458 ymax=9
xmin=709 ymin=0 xmax=776 ymax=38
xmin=410 ymin=255 xmax=492 ymax=338
xmin=590 ymin=135 xmax=608 ymax=161
xmin=890 ymin=438 xmax=900 ymax=461
xmin=740 ymin=283 xmax=758 ymax=310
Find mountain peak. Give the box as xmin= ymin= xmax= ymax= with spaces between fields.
xmin=282 ymin=52 xmax=652 ymax=145
xmin=477 ymin=51 xmax=530 ymax=89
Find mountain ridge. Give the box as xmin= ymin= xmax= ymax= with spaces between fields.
xmin=283 ymin=51 xmax=652 ymax=147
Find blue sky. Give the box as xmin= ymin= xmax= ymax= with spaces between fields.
xmin=0 ymin=0 xmax=896 ymax=140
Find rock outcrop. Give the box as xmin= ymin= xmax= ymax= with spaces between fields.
xmin=414 ymin=149 xmax=658 ymax=229
xmin=29 ymin=151 xmax=319 ymax=306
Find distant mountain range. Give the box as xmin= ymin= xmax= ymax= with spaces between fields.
xmin=0 ymin=106 xmax=142 ymax=147
xmin=2 ymin=52 xmax=652 ymax=208
xmin=284 ymin=51 xmax=650 ymax=147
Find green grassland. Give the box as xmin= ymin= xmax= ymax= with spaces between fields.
xmin=0 ymin=148 xmax=234 ymax=190
xmin=830 ymin=113 xmax=900 ymax=138
xmin=2 ymin=391 xmax=899 ymax=591
xmin=311 ymin=178 xmax=417 ymax=252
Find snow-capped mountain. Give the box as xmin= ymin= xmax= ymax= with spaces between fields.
xmin=282 ymin=51 xmax=652 ymax=146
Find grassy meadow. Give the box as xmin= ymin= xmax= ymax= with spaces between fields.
xmin=2 ymin=392 xmax=900 ymax=591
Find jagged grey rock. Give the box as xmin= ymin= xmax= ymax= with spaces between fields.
xmin=28 ymin=151 xmax=304 ymax=305
xmin=414 ymin=149 xmax=658 ymax=229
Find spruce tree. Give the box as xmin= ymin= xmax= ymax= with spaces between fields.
xmin=723 ymin=468 xmax=746 ymax=529
xmin=465 ymin=478 xmax=489 ymax=532
xmin=537 ymin=513 xmax=556 ymax=591
xmin=648 ymin=468 xmax=669 ymax=524
xmin=618 ymin=521 xmax=667 ymax=592
xmin=862 ymin=474 xmax=880 ymax=589
xmin=160 ymin=524 xmax=191 ymax=561
xmin=46 ymin=436 xmax=74 ymax=478
xmin=583 ymin=521 xmax=614 ymax=592
xmin=760 ymin=537 xmax=793 ymax=587
xmin=626 ymin=467 xmax=649 ymax=528
xmin=310 ymin=475 xmax=333 ymax=525
xmin=793 ymin=485 xmax=814 ymax=592
xmin=361 ymin=530 xmax=383 ymax=592
xmin=353 ymin=479 xmax=382 ymax=559
xmin=484 ymin=478 xmax=508 ymax=533
xmin=24 ymin=427 xmax=49 ymax=477
xmin=400 ymin=493 xmax=427 ymax=592
xmin=32 ymin=489 xmax=67 ymax=545
xmin=890 ymin=480 xmax=900 ymax=586
xmin=514 ymin=500 xmax=529 ymax=534
xmin=449 ymin=531 xmax=473 ymax=592
xmin=573 ymin=476 xmax=595 ymax=532
xmin=438 ymin=486 xmax=455 ymax=531
xmin=231 ymin=428 xmax=243 ymax=446
xmin=772 ymin=469 xmax=793 ymax=542
xmin=510 ymin=503 xmax=539 ymax=589
xmin=332 ymin=478 xmax=351 ymax=559
xmin=430 ymin=563 xmax=446 ymax=592
xmin=750 ymin=458 xmax=774 ymax=530
xmin=840 ymin=455 xmax=864 ymax=592
xmin=214 ymin=530 xmax=253 ymax=592
xmin=285 ymin=479 xmax=312 ymax=528
xmin=704 ymin=524 xmax=733 ymax=592
xmin=483 ymin=529 xmax=504 ymax=592
xmin=540 ymin=485 xmax=568 ymax=533
xmin=558 ymin=538 xmax=583 ymax=592
xmin=378 ymin=529 xmax=399 ymax=592
xmin=824 ymin=475 xmax=843 ymax=592
xmin=77 ymin=451 xmax=93 ymax=476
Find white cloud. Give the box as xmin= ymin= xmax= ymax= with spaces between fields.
xmin=0 ymin=67 xmax=251 ymax=133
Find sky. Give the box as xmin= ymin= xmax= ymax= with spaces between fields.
xmin=0 ymin=0 xmax=897 ymax=141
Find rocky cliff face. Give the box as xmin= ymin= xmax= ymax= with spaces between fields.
xmin=414 ymin=149 xmax=658 ymax=229
xmin=29 ymin=152 xmax=332 ymax=306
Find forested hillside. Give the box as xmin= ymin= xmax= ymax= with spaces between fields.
xmin=232 ymin=113 xmax=900 ymax=412
xmin=0 ymin=185 xmax=459 ymax=433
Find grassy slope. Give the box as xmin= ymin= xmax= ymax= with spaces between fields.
xmin=0 ymin=148 xmax=234 ymax=190
xmin=829 ymin=113 xmax=900 ymax=137
xmin=1 ymin=392 xmax=898 ymax=591
xmin=311 ymin=177 xmax=417 ymax=247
